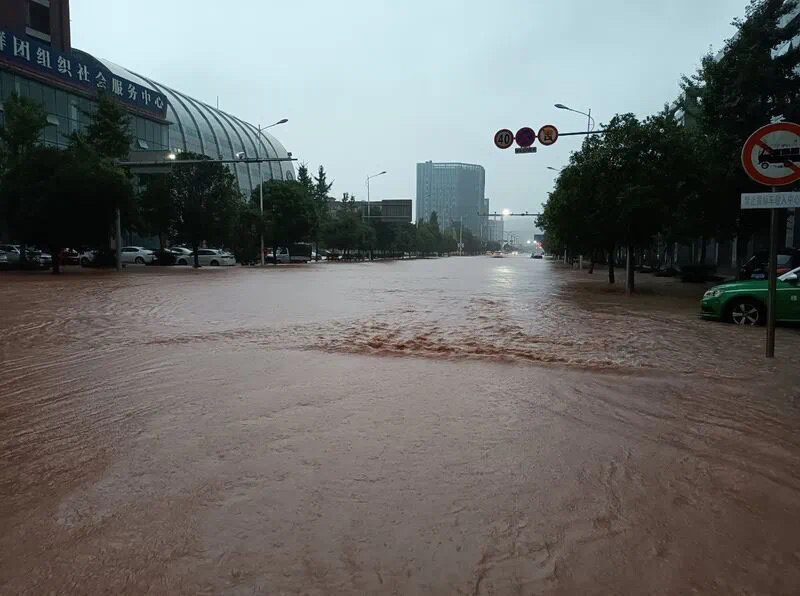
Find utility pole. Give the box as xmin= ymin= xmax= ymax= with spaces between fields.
xmin=258 ymin=125 xmax=265 ymax=266
xmin=115 ymin=208 xmax=122 ymax=272
xmin=459 ymin=215 xmax=463 ymax=256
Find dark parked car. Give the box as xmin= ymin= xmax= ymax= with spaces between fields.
xmin=58 ymin=248 xmax=80 ymax=265
xmin=79 ymin=248 xmax=118 ymax=267
xmin=739 ymin=249 xmax=800 ymax=280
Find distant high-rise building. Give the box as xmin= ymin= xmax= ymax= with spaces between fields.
xmin=416 ymin=161 xmax=485 ymax=235
xmin=487 ymin=219 xmax=504 ymax=244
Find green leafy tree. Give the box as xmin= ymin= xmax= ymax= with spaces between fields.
xmin=231 ymin=199 xmax=263 ymax=265
xmin=254 ymin=179 xmax=315 ymax=264
xmin=313 ymin=165 xmax=333 ymax=202
xmin=0 ymin=94 xmax=47 ymax=172
xmin=138 ymin=174 xmax=175 ymax=252
xmin=0 ymin=94 xmax=47 ymax=264
xmin=171 ymin=152 xmax=241 ymax=267
xmin=416 ymin=212 xmax=443 ymax=257
xmin=0 ymin=93 xmax=134 ymax=272
xmin=394 ymin=222 xmax=417 ymax=256
xmin=77 ymin=92 xmax=133 ymax=159
xmin=71 ymin=92 xmax=136 ymax=263
xmin=681 ymin=0 xmax=800 ymax=261
xmin=2 ymin=144 xmax=133 ymax=272
xmin=310 ymin=165 xmax=333 ymax=258
xmin=297 ymin=163 xmax=314 ymax=196
xmin=372 ymin=219 xmax=395 ymax=257
xmin=538 ymin=112 xmax=693 ymax=290
xmin=323 ymin=208 xmax=363 ymax=256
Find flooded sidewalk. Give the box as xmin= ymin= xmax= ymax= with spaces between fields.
xmin=2 ymin=258 xmax=800 ymax=594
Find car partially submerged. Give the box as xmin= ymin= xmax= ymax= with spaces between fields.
xmin=701 ymin=265 xmax=800 ymax=325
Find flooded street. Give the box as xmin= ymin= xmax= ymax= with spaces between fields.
xmin=2 ymin=257 xmax=800 ymax=594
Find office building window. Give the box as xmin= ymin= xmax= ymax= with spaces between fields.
xmin=28 ymin=1 xmax=51 ymax=36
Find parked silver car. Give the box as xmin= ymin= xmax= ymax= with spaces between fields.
xmin=0 ymin=244 xmax=48 ymax=267
xmin=193 ymin=248 xmax=236 ymax=266
xmin=170 ymin=246 xmax=193 ymax=265
xmin=0 ymin=244 xmax=21 ymax=264
xmin=120 ymin=246 xmax=157 ymax=265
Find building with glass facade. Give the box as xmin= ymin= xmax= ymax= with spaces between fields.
xmin=97 ymin=58 xmax=295 ymax=195
xmin=416 ymin=161 xmax=486 ymax=236
xmin=0 ymin=0 xmax=293 ymax=202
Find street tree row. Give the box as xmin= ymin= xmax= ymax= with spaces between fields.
xmin=537 ymin=0 xmax=800 ymax=291
xmin=0 ymin=92 xmax=485 ymax=271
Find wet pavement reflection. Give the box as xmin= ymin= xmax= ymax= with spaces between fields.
xmin=2 ymin=257 xmax=800 ymax=594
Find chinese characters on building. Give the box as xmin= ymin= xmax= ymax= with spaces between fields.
xmin=0 ymin=29 xmax=167 ymax=117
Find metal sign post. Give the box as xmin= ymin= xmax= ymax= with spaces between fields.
xmin=740 ymin=122 xmax=800 ymax=358
xmin=767 ymin=198 xmax=779 ymax=357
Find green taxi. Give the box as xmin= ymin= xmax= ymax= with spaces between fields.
xmin=701 ymin=266 xmax=800 ymax=325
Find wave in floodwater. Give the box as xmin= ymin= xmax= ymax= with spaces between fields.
xmin=312 ymin=319 xmax=626 ymax=370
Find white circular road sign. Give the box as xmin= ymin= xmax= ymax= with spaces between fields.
xmin=741 ymin=122 xmax=800 ymax=187
xmin=494 ymin=129 xmax=514 ymax=150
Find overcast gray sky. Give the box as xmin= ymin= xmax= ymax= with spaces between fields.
xmin=71 ymin=0 xmax=745 ymax=227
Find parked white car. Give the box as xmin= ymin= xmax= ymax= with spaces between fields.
xmin=0 ymin=244 xmax=48 ymax=267
xmin=120 ymin=246 xmax=157 ymax=265
xmin=0 ymin=244 xmax=21 ymax=264
xmin=193 ymin=248 xmax=236 ymax=266
xmin=170 ymin=246 xmax=193 ymax=265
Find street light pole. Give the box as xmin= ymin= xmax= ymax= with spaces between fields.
xmin=255 ymin=119 xmax=288 ymax=266
xmin=365 ymin=170 xmax=387 ymax=219
xmin=554 ymin=104 xmax=595 ymax=270
xmin=555 ymin=103 xmax=595 ymax=132
xmin=115 ymin=208 xmax=122 ymax=272
xmin=258 ymin=134 xmax=264 ymax=265
xmin=459 ymin=215 xmax=463 ymax=256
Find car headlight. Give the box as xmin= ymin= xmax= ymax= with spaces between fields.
xmin=704 ymin=288 xmax=722 ymax=298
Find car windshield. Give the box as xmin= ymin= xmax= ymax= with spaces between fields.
xmin=779 ymin=265 xmax=800 ymax=281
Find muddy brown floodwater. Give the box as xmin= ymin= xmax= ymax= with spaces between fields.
xmin=2 ymin=257 xmax=800 ymax=594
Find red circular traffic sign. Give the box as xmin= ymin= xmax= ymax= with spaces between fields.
xmin=537 ymin=125 xmax=559 ymax=146
xmin=741 ymin=122 xmax=800 ymax=186
xmin=494 ymin=129 xmax=514 ymax=150
xmin=515 ymin=127 xmax=536 ymax=148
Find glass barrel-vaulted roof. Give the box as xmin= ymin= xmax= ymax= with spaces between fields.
xmin=97 ymin=57 xmax=294 ymax=198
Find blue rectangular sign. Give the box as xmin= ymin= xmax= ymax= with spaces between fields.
xmin=0 ymin=29 xmax=167 ymax=118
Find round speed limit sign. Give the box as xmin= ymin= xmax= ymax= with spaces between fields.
xmin=494 ymin=129 xmax=514 ymax=150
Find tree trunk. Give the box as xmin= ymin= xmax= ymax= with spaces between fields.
xmin=50 ymin=245 xmax=60 ymax=274
xmin=192 ymin=241 xmax=200 ymax=268
xmin=608 ymin=247 xmax=615 ymax=284
xmin=157 ymin=233 xmax=165 ymax=266
xmin=700 ymin=236 xmax=707 ymax=265
xmin=273 ymin=238 xmax=278 ymax=266
xmin=626 ymin=244 xmax=635 ymax=294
